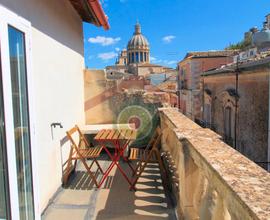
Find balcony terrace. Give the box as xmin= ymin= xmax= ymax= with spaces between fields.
xmin=42 ymin=108 xmax=270 ymax=220
xmin=42 ymin=155 xmax=176 ymax=220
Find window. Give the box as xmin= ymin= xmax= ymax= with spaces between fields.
xmin=144 ymin=52 xmax=147 ymax=62
xmin=131 ymin=53 xmax=134 ymax=63
xmin=8 ymin=26 xmax=34 ymax=220
xmin=0 ymin=48 xmax=11 ymax=220
xmin=135 ymin=52 xmax=139 ymax=62
xmin=140 ymin=52 xmax=143 ymax=62
xmin=204 ymin=104 xmax=211 ymax=127
xmin=224 ymin=106 xmax=232 ymax=145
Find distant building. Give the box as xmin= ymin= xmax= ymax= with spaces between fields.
xmin=106 ymin=23 xmax=174 ymax=76
xmin=200 ymin=14 xmax=270 ymax=171
xmin=252 ymin=14 xmax=270 ymax=51
xmin=115 ymin=49 xmax=128 ymax=65
xmin=202 ymin=55 xmax=270 ymax=171
xmin=177 ymin=50 xmax=237 ymax=120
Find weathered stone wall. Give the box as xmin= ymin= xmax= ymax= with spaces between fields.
xmin=178 ymin=56 xmax=234 ymax=120
xmin=203 ymin=68 xmax=269 ymax=168
xmin=159 ymin=108 xmax=270 ymax=220
xmin=84 ymin=69 xmax=173 ymax=126
xmin=84 ymin=69 xmax=165 ymax=146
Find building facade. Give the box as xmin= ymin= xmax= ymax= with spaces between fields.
xmin=0 ymin=1 xmax=108 ymax=219
xmin=177 ymin=50 xmax=237 ymax=120
xmin=203 ymin=56 xmax=270 ymax=171
xmin=201 ymin=13 xmax=270 ymax=171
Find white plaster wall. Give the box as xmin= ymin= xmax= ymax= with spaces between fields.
xmin=1 ymin=0 xmax=85 ymax=214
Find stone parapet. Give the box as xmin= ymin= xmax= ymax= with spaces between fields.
xmin=159 ymin=107 xmax=270 ymax=220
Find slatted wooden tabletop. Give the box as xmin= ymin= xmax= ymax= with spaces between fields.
xmin=94 ymin=129 xmax=137 ymax=141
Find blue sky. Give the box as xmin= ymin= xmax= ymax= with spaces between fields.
xmin=83 ymin=0 xmax=269 ymax=69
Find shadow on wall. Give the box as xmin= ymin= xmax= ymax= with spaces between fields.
xmin=2 ymin=0 xmax=84 ymax=55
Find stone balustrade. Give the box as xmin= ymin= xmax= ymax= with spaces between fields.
xmin=159 ymin=107 xmax=270 ymax=220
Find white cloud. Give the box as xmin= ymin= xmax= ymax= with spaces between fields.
xmin=162 ymin=35 xmax=176 ymax=43
xmin=150 ymin=56 xmax=157 ymax=62
xmin=166 ymin=60 xmax=177 ymax=65
xmin=88 ymin=36 xmax=121 ymax=46
xmin=115 ymin=47 xmax=120 ymax=52
xmin=98 ymin=52 xmax=118 ymax=60
xmin=149 ymin=56 xmax=177 ymax=66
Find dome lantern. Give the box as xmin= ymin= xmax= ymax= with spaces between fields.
xmin=135 ymin=22 xmax=141 ymax=34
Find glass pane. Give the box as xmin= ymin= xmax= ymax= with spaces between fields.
xmin=0 ymin=48 xmax=10 ymax=219
xmin=8 ymin=26 xmax=34 ymax=220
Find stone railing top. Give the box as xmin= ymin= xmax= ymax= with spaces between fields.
xmin=159 ymin=107 xmax=270 ymax=220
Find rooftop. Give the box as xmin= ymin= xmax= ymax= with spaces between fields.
xmin=183 ymin=50 xmax=239 ymax=60
xmin=203 ymin=51 xmax=270 ymax=76
xmin=69 ymin=0 xmax=109 ymax=30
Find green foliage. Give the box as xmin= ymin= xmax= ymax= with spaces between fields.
xmin=225 ymin=35 xmax=252 ymax=50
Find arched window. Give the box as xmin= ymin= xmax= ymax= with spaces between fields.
xmin=224 ymin=106 xmax=233 ymax=145
xmin=204 ymin=91 xmax=212 ymax=128
xmin=204 ymin=104 xmax=211 ymax=126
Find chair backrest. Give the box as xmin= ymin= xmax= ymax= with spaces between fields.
xmin=66 ymin=125 xmax=89 ymax=151
xmin=145 ymin=127 xmax=161 ymax=151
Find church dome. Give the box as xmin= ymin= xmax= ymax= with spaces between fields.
xmin=127 ymin=23 xmax=149 ymax=50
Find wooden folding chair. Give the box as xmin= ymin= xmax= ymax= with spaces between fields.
xmin=129 ymin=127 xmax=165 ymax=190
xmin=63 ymin=125 xmax=104 ymax=186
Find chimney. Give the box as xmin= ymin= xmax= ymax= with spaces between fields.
xmin=263 ymin=22 xmax=268 ymax=30
xmin=250 ymin=26 xmax=258 ymax=34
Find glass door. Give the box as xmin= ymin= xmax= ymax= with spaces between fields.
xmin=0 ymin=5 xmax=37 ymax=220
xmin=0 ymin=46 xmax=10 ymax=220
xmin=8 ymin=25 xmax=34 ymax=220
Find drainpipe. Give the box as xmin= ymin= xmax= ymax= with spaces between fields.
xmin=234 ymin=57 xmax=239 ymax=149
xmin=268 ymin=64 xmax=270 ymax=171
xmin=177 ymin=66 xmax=181 ymax=111
xmin=202 ymin=72 xmax=205 ymax=123
xmin=201 ymin=61 xmax=205 ymax=122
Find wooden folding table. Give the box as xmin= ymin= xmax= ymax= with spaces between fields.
xmin=94 ymin=128 xmax=137 ymax=188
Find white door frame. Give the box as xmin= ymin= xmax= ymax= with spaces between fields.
xmin=0 ymin=5 xmax=40 ymax=220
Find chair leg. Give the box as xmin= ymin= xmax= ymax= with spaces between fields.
xmin=94 ymin=158 xmax=104 ymax=175
xmin=130 ymin=162 xmax=148 ymax=190
xmin=130 ymin=154 xmax=153 ymax=190
xmin=88 ymin=159 xmax=96 ymax=170
xmin=126 ymin=159 xmax=136 ymax=174
xmin=74 ymin=160 xmax=78 ymax=170
xmin=80 ymin=158 xmax=99 ymax=187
